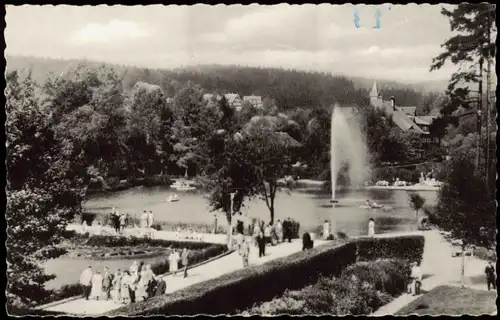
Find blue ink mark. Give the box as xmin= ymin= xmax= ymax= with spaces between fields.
xmin=373 ymin=7 xmax=381 ymax=29
xmin=354 ymin=7 xmax=361 ymax=28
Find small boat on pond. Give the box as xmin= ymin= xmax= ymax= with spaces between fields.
xmin=167 ymin=194 xmax=180 ymax=202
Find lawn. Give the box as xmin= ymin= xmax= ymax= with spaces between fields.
xmin=396 ymin=285 xmax=497 ymax=316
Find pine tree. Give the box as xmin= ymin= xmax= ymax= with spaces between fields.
xmin=430 ymin=4 xmax=496 ymax=114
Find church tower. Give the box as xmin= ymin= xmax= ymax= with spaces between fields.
xmin=369 ymin=80 xmax=382 ymax=108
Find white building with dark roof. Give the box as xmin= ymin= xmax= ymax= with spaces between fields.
xmin=369 ymin=80 xmax=436 ymax=135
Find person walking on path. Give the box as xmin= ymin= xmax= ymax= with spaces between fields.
xmin=90 ymin=271 xmax=103 ymax=300
xmin=257 ymin=231 xmax=266 ymax=257
xmin=143 ymin=264 xmax=155 ymax=298
xmin=169 ymin=249 xmax=180 ymax=276
xmin=275 ymin=220 xmax=283 ymax=243
xmin=253 ymin=222 xmax=261 ymax=247
xmin=147 ymin=210 xmax=155 ymax=238
xmin=368 ymin=218 xmax=375 ymax=237
xmin=323 ymin=220 xmax=330 ymax=240
xmin=410 ymin=261 xmax=423 ymax=295
xmin=284 ymin=217 xmax=293 ymax=242
xmin=485 ymin=261 xmax=496 ymax=291
xmin=181 ymin=248 xmax=190 ymax=278
xmin=102 ymin=266 xmax=114 ymax=301
xmin=240 ymin=237 xmax=251 ymax=267
xmin=264 ymin=223 xmax=272 ymax=246
xmin=79 ymin=266 xmax=93 ymax=300
xmin=120 ymin=271 xmax=132 ymax=304
xmin=154 ymin=275 xmax=166 ymax=296
xmin=112 ymin=269 xmax=122 ymax=304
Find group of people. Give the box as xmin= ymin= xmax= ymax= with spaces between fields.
xmin=108 ymin=208 xmax=155 ymax=237
xmin=168 ymin=248 xmax=190 ymax=278
xmin=79 ymin=262 xmax=166 ymax=305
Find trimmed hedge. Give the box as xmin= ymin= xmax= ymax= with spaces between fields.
xmin=245 ymin=259 xmax=410 ymax=315
xmin=356 ymin=235 xmax=425 ymax=265
xmin=8 ymin=306 xmax=67 ymax=316
xmin=70 ymin=233 xmax=222 ymax=250
xmin=106 ymin=235 xmax=424 ymax=316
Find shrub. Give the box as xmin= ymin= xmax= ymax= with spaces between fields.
xmin=356 ymin=235 xmax=425 ymax=264
xmin=246 ymin=259 xmax=409 ymax=316
xmin=340 ymin=259 xmax=410 ymax=296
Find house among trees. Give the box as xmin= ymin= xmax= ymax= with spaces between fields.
xmin=243 ymin=95 xmax=264 ymax=109
xmin=369 ymin=81 xmax=437 ymax=139
xmin=203 ymin=92 xmax=243 ymax=111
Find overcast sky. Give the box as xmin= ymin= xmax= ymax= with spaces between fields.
xmin=6 ymin=4 xmax=458 ymax=83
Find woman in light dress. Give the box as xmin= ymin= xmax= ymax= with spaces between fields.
xmin=120 ymin=271 xmax=132 ymax=304
xmin=112 ymin=269 xmax=122 ymax=303
xmin=368 ymin=218 xmax=375 ymax=237
xmin=90 ymin=271 xmax=103 ymax=300
xmin=130 ymin=261 xmax=139 ymax=275
xmin=169 ymin=249 xmax=180 ymax=275
xmin=136 ymin=267 xmax=148 ymax=302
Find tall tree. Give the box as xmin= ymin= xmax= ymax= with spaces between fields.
xmin=430 ymin=3 xmax=496 ymax=176
xmin=6 ymin=72 xmax=85 ymax=310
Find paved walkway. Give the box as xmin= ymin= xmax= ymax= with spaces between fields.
xmin=42 ymin=237 xmax=328 ymax=315
xmin=371 ymin=229 xmax=495 ymax=316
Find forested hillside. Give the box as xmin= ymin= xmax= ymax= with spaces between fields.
xmin=6 ymin=55 xmax=444 ymax=114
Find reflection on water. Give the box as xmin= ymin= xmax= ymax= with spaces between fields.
xmin=84 ymin=186 xmax=437 ymax=237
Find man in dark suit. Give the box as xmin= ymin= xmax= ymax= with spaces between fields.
xmin=485 ymin=261 xmax=496 ymax=291
xmin=155 ymin=275 xmax=166 ymax=296
xmin=102 ymin=266 xmax=114 ymax=300
xmin=257 ymin=231 xmax=266 ymax=257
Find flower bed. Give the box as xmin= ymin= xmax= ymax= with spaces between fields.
xmin=105 ymin=235 xmax=425 ymax=316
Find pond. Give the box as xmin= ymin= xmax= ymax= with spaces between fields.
xmin=44 ymin=186 xmax=437 ymax=291
xmin=82 ymin=185 xmax=437 ymax=236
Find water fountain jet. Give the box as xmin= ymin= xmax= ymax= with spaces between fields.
xmin=330 ymin=105 xmax=368 ymax=207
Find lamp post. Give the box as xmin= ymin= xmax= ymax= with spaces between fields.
xmin=227 ymin=192 xmax=236 ymax=250
xmin=476 ymin=109 xmax=482 ymax=172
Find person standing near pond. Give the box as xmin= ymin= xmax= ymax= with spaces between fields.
xmin=485 ymin=260 xmax=496 ymax=291
xmin=102 ymin=266 xmax=113 ymax=301
xmin=275 ymin=220 xmax=283 ymax=243
xmin=368 ymin=218 xmax=375 ymax=237
xmin=112 ymin=269 xmax=122 ymax=304
xmin=79 ymin=266 xmax=93 ymax=300
xmin=119 ymin=212 xmax=126 ymax=234
xmin=169 ymin=249 xmax=180 ymax=276
xmin=181 ymin=248 xmax=189 ymax=278
xmin=90 ymin=271 xmax=103 ymax=300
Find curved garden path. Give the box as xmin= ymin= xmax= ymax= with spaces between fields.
xmin=371 ymin=229 xmax=494 ymax=316
xmin=40 ymin=226 xmax=328 ymax=315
